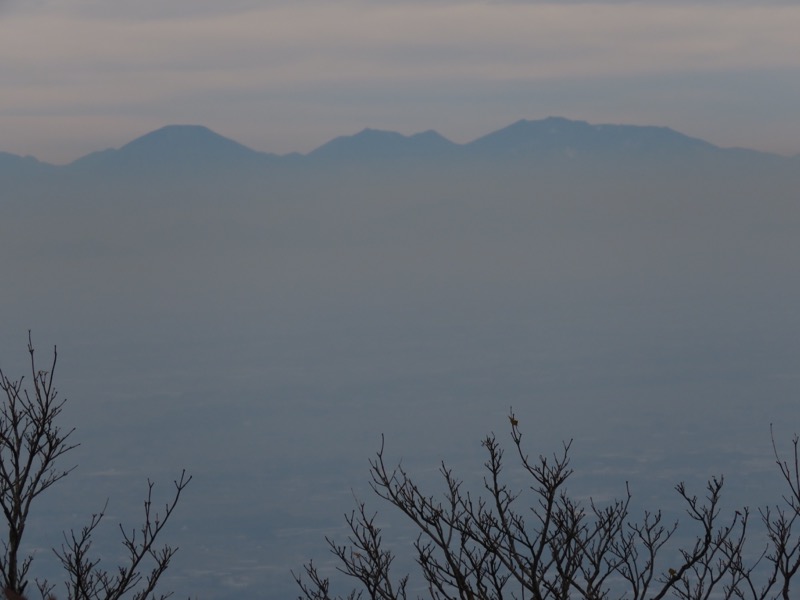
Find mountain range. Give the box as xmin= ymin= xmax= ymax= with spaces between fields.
xmin=1 ymin=117 xmax=795 ymax=177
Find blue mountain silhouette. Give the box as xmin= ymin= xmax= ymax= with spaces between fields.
xmin=464 ymin=117 xmax=716 ymax=158
xmin=308 ymin=127 xmax=458 ymax=160
xmin=0 ymin=118 xmax=793 ymax=175
xmin=67 ymin=125 xmax=273 ymax=173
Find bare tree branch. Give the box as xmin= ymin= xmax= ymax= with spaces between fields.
xmin=0 ymin=335 xmax=191 ymax=600
xmin=0 ymin=333 xmax=78 ymax=595
xmin=54 ymin=471 xmax=191 ymax=600
xmin=298 ymin=411 xmax=800 ymax=600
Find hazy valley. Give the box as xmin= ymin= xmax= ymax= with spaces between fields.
xmin=2 ymin=117 xmax=799 ymax=599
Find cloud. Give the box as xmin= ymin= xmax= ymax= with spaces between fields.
xmin=5 ymin=3 xmax=799 ymax=83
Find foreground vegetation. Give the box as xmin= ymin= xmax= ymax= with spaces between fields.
xmin=0 ymin=335 xmax=189 ymax=600
xmin=4 ymin=335 xmax=799 ymax=599
xmin=297 ymin=414 xmax=800 ymax=600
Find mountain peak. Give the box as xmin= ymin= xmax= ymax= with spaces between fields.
xmin=122 ymin=124 xmax=221 ymax=145
xmin=308 ymin=127 xmax=457 ymax=160
xmin=0 ymin=151 xmax=54 ymax=176
xmin=118 ymin=124 xmax=261 ymax=159
xmin=69 ymin=124 xmax=269 ymax=172
xmin=466 ymin=116 xmax=717 ymax=158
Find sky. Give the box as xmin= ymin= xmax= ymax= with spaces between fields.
xmin=1 ymin=0 xmax=799 ymax=163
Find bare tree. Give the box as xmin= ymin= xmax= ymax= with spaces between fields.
xmin=0 ymin=334 xmax=190 ymax=600
xmin=296 ymin=411 xmax=800 ymax=600
xmin=0 ymin=334 xmax=78 ymax=596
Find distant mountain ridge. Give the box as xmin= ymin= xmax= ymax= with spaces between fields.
xmin=0 ymin=151 xmax=56 ymax=176
xmin=309 ymin=127 xmax=459 ymax=160
xmin=466 ymin=117 xmax=716 ymax=157
xmin=0 ymin=118 xmax=794 ymax=174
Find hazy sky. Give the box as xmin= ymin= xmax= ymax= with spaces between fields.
xmin=1 ymin=0 xmax=799 ymax=163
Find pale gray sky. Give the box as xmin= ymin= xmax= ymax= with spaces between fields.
xmin=1 ymin=0 xmax=799 ymax=163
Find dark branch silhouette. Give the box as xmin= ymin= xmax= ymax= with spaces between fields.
xmin=297 ymin=411 xmax=800 ymax=600
xmin=0 ymin=334 xmax=190 ymax=600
